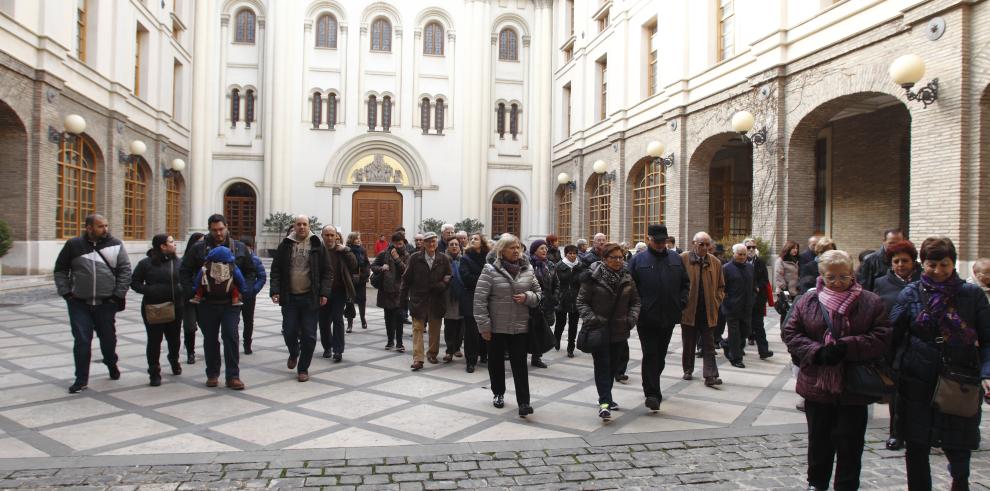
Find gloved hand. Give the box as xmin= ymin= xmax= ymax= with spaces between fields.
xmin=814 ymin=342 xmax=848 ymax=365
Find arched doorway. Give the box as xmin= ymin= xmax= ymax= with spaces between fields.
xmin=491 ymin=190 xmax=521 ymax=238
xmin=0 ymin=100 xmax=27 ymax=240
xmin=223 ymin=182 xmax=256 ymax=240
xmin=352 ymin=186 xmax=402 ymax=244
xmin=686 ymin=132 xmax=752 ymax=244
xmin=788 ymin=92 xmax=910 ymax=255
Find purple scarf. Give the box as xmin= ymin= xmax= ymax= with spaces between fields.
xmin=918 ymin=272 xmax=976 ymax=346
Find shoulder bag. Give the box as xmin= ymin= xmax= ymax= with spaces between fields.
xmin=914 ymin=290 xmax=982 ymax=418
xmin=144 ymin=260 xmax=177 ymax=324
xmin=818 ymin=297 xmax=894 ymax=402
xmin=576 ymin=287 xmax=621 ymax=354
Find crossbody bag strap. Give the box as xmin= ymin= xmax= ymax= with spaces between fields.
xmin=816 ymin=294 xmax=839 ymax=340
xmin=94 ymin=245 xmax=118 ymax=276
xmin=169 ymin=258 xmax=175 ymax=302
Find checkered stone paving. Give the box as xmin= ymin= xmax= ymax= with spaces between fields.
xmin=0 ymin=284 xmax=986 ymax=490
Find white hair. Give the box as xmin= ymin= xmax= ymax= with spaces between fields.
xmin=818 ymin=249 xmax=853 ymax=273
xmin=692 ymin=231 xmax=712 ymax=243
xmin=576 ymin=238 xmax=588 ymax=246
xmin=455 ymin=230 xmax=468 ymax=238
xmin=731 ymin=243 xmax=747 ymax=254
xmin=635 ymin=242 xmax=647 ymax=253
xmin=441 ymin=224 xmax=454 ymax=232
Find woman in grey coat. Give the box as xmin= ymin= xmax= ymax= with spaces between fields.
xmin=474 ymin=234 xmax=543 ymax=416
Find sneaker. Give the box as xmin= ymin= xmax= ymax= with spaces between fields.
xmin=396 ymin=345 xmax=406 ymax=353
xmin=225 ymin=377 xmax=245 ymax=390
xmin=885 ymin=437 xmax=903 ymax=451
xmin=108 ymin=364 xmax=121 ymax=380
xmin=608 ymin=401 xmax=620 ymax=411
xmin=645 ymin=396 xmax=661 ymax=411
xmin=68 ymin=382 xmax=87 ymax=394
xmin=188 ymin=296 xmax=201 ymax=304
xmin=493 ymin=394 xmax=505 ymax=408
xmin=385 ymin=343 xmax=394 ymax=351
xmin=598 ymin=403 xmax=612 ymax=420
xmin=518 ymin=404 xmax=534 ymax=417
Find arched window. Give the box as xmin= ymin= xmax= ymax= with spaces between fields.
xmin=498 ymin=28 xmax=518 ymax=61
xmin=556 ymin=185 xmax=573 ymax=245
xmin=56 ymin=135 xmax=98 ymax=239
xmin=316 ymin=14 xmax=338 ymax=48
xmin=496 ymin=103 xmax=506 ymax=139
xmin=434 ymin=98 xmax=444 ymax=134
xmin=509 ymin=103 xmax=519 ymax=139
xmin=367 ymin=95 xmax=377 ymax=131
xmin=588 ymin=174 xmax=611 ymax=241
xmin=245 ymin=89 xmax=255 ymax=128
xmin=312 ymin=92 xmax=323 ymax=128
xmin=328 ymin=93 xmax=337 ymax=129
xmin=230 ymin=88 xmax=240 ymax=127
xmin=382 ymin=96 xmax=392 ymax=132
xmin=166 ymin=174 xmax=183 ymax=239
xmin=631 ymin=160 xmax=666 ymax=244
xmin=371 ymin=18 xmax=392 ymax=52
xmin=424 ymin=22 xmax=444 ymax=56
xmin=421 ymin=97 xmax=430 ymax=134
xmin=492 ymin=191 xmax=521 ymax=238
xmin=123 ymin=158 xmax=148 ymax=240
xmin=235 ymin=9 xmax=256 ymax=44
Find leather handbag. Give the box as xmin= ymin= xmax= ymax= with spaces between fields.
xmin=576 ymin=289 xmax=621 ymax=354
xmin=527 ymin=307 xmax=556 ymax=355
xmin=144 ymin=261 xmax=177 ymax=325
xmin=818 ymin=297 xmax=894 ymax=402
xmin=932 ymin=371 xmax=982 ymax=418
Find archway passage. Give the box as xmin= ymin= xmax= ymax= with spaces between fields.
xmin=709 ymin=142 xmax=753 ymax=243
xmin=491 ymin=190 xmax=521 ymax=238
xmin=352 ymin=186 xmax=402 ymax=245
xmin=0 ymin=100 xmax=27 ymax=239
xmin=223 ymin=183 xmax=257 ymax=240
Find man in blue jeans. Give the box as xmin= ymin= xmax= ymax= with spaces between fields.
xmin=180 ymin=214 xmax=256 ymax=390
xmin=270 ymin=215 xmax=332 ymax=382
xmin=54 ymin=214 xmax=132 ymax=394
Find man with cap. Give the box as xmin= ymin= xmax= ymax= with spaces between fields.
xmin=400 ymin=231 xmax=452 ymax=370
xmin=627 ymin=224 xmax=689 ymax=411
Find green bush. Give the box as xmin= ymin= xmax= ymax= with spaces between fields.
xmin=0 ymin=220 xmax=11 ymax=258
xmin=454 ymin=218 xmax=484 ymax=234
xmin=263 ymin=212 xmax=323 ymax=234
xmin=719 ymin=234 xmax=771 ymax=258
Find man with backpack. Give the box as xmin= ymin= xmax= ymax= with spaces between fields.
xmin=180 ymin=214 xmax=257 ymax=390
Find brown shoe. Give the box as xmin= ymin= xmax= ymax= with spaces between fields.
xmin=443 ymin=354 xmax=453 ymax=363
xmin=225 ymin=377 xmax=245 ymax=390
xmin=454 ymin=351 xmax=463 ymax=358
xmin=287 ymin=357 xmax=298 ymax=370
xmin=297 ymin=372 xmax=310 ymax=382
xmin=705 ymin=377 xmax=723 ymax=387
xmin=428 ymin=356 xmax=439 ymax=364
xmin=411 ymin=361 xmax=424 ymax=371
xmin=206 ymin=377 xmax=219 ymax=387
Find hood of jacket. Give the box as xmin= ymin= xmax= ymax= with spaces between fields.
xmin=205 ymin=245 xmax=235 ymax=263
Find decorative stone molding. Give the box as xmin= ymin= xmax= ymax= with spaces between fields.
xmin=220 ymin=14 xmax=230 ymax=26
xmin=522 ymin=35 xmax=531 ymax=47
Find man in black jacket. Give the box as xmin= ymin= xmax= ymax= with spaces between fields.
xmin=722 ymin=244 xmax=755 ymax=368
xmin=270 ymin=216 xmax=332 ymax=382
xmin=798 ymin=235 xmax=820 ymax=270
xmin=857 ymin=228 xmax=905 ymax=292
xmin=628 ymin=224 xmax=689 ymax=411
xmin=744 ymin=238 xmax=773 ymax=360
xmin=54 ymin=214 xmax=132 ymax=394
xmin=179 ymin=214 xmax=257 ymax=390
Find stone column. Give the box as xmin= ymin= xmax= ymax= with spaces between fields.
xmin=190 ymin=0 xmax=214 ymax=232
xmin=530 ymin=1 xmax=553 ymax=239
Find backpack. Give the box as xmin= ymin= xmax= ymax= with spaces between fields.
xmin=201 ymin=261 xmax=235 ymax=301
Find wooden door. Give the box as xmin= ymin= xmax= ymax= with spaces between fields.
xmin=492 ymin=191 xmax=521 ymax=238
xmin=351 ymin=186 xmax=403 ymax=244
xmin=223 ymin=183 xmax=256 ymax=240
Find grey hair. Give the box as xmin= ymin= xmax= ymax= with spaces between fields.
xmin=974 ymin=258 xmax=990 ymax=271
xmin=293 ymin=214 xmax=311 ymax=224
xmin=455 ymin=230 xmax=468 ymax=238
xmin=731 ymin=243 xmax=747 ymax=254
xmin=322 ymin=224 xmax=336 ymax=233
xmin=576 ymin=238 xmax=588 ymax=246
xmin=635 ymin=242 xmax=647 ymax=253
xmin=818 ymin=249 xmax=853 ymax=273
xmin=492 ymin=233 xmax=523 ymax=259
xmin=593 ymin=233 xmax=607 ymax=242
xmin=692 ymin=231 xmax=712 ymax=243
xmin=441 ymin=224 xmax=454 ymax=232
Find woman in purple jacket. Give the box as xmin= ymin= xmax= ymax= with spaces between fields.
xmin=782 ymin=249 xmax=891 ymax=491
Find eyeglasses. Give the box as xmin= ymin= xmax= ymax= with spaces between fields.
xmin=746 ymin=246 xmax=756 ymax=250
xmin=822 ymin=275 xmax=853 ymax=283
xmin=606 ymin=255 xmax=625 ymax=261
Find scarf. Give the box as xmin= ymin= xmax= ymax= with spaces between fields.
xmin=816 ymin=276 xmax=863 ymax=320
xmin=598 ymin=264 xmax=624 ymax=293
xmin=561 ymin=256 xmax=579 ymax=268
xmin=918 ymin=272 xmax=975 ymax=346
xmin=688 ymin=251 xmax=709 ymax=266
xmin=530 ymin=255 xmax=549 ymax=281
xmin=501 ymin=258 xmax=523 ymax=278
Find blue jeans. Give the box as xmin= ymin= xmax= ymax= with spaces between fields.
xmin=319 ymin=293 xmax=346 ymax=355
xmin=281 ymin=293 xmax=319 ymax=373
xmin=67 ymin=299 xmax=118 ymax=384
xmin=592 ymin=341 xmax=626 ymax=405
xmin=196 ymin=303 xmax=241 ymax=379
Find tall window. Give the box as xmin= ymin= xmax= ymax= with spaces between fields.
xmin=367 ymin=95 xmax=377 ymax=131
xmin=597 ymin=8 xmax=610 ymax=32
xmin=77 ymin=0 xmax=88 ymax=62
xmin=135 ymin=24 xmax=147 ymax=97
xmin=245 ymin=89 xmax=255 ymax=128
xmin=717 ymin=0 xmax=734 ymax=62
xmin=646 ymin=22 xmax=658 ymax=97
xmin=424 ymin=22 xmax=444 ymax=55
xmin=371 ymin=18 xmax=392 ymax=52
xmin=235 ymin=9 xmax=256 ymax=43
xmin=598 ymin=57 xmax=608 ymax=121
xmin=434 ymin=98 xmax=444 ymax=134
xmin=563 ymin=83 xmax=572 ymax=136
xmin=631 ymin=160 xmax=666 ymax=244
xmin=567 ymin=0 xmax=575 ymax=35
xmin=328 ymin=93 xmax=337 ymax=129
xmin=496 ymin=103 xmax=506 ymax=139
xmin=588 ymin=174 xmax=611 ymax=240
xmin=421 ymin=98 xmax=430 ymax=134
xmin=166 ymin=175 xmax=183 ymax=239
xmin=57 ymin=136 xmax=98 ymax=239
xmin=172 ymin=60 xmax=182 ymax=118
xmin=382 ymin=96 xmax=392 ymax=132
xmin=492 ymin=191 xmax=521 ymax=238
xmin=316 ymin=14 xmax=338 ymax=48
xmin=556 ymin=185 xmax=573 ymax=244
xmin=509 ymin=104 xmax=519 ymax=140
xmin=813 ymin=138 xmax=828 ymax=234
xmin=123 ymin=159 xmax=148 ymax=240
xmin=498 ymin=29 xmax=518 ymax=61
xmin=312 ymin=92 xmax=323 ymax=128
xmin=230 ymin=88 xmax=240 ymax=127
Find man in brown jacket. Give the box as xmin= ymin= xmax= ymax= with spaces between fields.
xmin=319 ymin=225 xmax=357 ymax=362
xmin=401 ymin=232 xmax=452 ymax=370
xmin=680 ymin=231 xmax=726 ymax=387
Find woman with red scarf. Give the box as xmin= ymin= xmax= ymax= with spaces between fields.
xmin=782 ymin=249 xmax=890 ymax=491
xmin=890 ymin=236 xmax=990 ymax=491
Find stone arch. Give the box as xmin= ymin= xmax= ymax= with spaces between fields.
xmin=219 ymin=178 xmax=259 ymax=240
xmin=323 ymin=133 xmax=432 ymax=189
xmin=361 ymin=2 xmax=401 ymax=28
xmin=305 ymin=0 xmax=347 ymax=24
xmin=415 ymin=7 xmax=454 ymax=32
xmin=685 ymin=132 xmax=752 ymax=243
xmin=222 ymin=0 xmax=265 ymax=18
xmin=491 ymin=13 xmax=530 ymax=38
xmin=0 ymin=99 xmax=28 ymax=239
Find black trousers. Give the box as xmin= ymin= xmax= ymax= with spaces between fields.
xmin=144 ymin=318 xmax=181 ymax=370
xmin=241 ymin=297 xmax=256 ymax=347
xmin=804 ymin=401 xmax=868 ymax=491
xmin=592 ymin=342 xmax=626 ymax=404
xmin=905 ymin=442 xmax=971 ymax=490
xmin=383 ymin=307 xmax=404 ymax=347
xmin=637 ymin=323 xmax=675 ymax=400
xmin=682 ymin=323 xmax=719 ymax=378
xmin=182 ymin=301 xmax=198 ymax=356
xmin=462 ymin=315 xmax=481 ymax=365
xmin=487 ymin=332 xmax=530 ymax=406
xmin=750 ymin=300 xmax=771 ymax=356
xmin=554 ymin=310 xmax=579 ymax=350
xmin=444 ymin=318 xmax=463 ymax=354
xmin=725 ymin=315 xmax=751 ymax=362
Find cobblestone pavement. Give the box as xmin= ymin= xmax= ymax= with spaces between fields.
xmin=0 ymin=284 xmax=987 ymax=489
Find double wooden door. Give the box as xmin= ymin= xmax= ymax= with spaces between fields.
xmin=223 ymin=183 xmax=256 ymax=240
xmin=352 ymin=187 xmax=403 ymax=244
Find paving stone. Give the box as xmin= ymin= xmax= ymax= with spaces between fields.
xmin=418 ymin=463 xmax=447 ymax=472
xmin=347 ymin=458 xmax=385 ymax=466
xmin=398 ymin=483 xmax=423 ymax=491
xmin=226 ymin=463 xmax=268 ymax=471
xmin=225 ymin=470 xmax=261 ymax=479
xmin=339 ymin=475 xmax=362 ymax=485
xmin=356 ymin=486 xmax=400 ymax=491
xmin=433 ymin=471 xmax=468 ymax=480
xmin=392 ymin=473 xmax=429 ymax=482
xmin=455 ymin=479 xmax=488 ymax=489
xmin=375 ymin=465 xmax=417 ymax=474
xmin=304 ymin=477 xmax=338 ymax=486
xmin=308 ymin=460 xmax=347 ymax=467
xmin=362 ymin=475 xmax=391 ymax=485
xmin=423 ymin=481 xmax=457 ymax=490
xmin=447 ymin=462 xmax=479 ymax=471
xmin=325 ymin=467 xmax=374 ymax=476
xmin=514 ymin=474 xmax=562 ymax=485
xmin=478 ymin=460 xmax=519 ymax=470
xmin=496 ymin=467 xmax=526 ymax=476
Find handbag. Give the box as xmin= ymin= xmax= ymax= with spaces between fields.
xmin=576 ymin=287 xmax=622 ymax=354
xmin=344 ymin=302 xmax=356 ymax=318
xmin=527 ymin=307 xmax=556 ymax=355
xmin=931 ymin=339 xmax=982 ymax=418
xmin=95 ymin=246 xmax=126 ymax=312
xmin=818 ymin=297 xmax=894 ymax=402
xmin=144 ymin=260 xmax=177 ymax=324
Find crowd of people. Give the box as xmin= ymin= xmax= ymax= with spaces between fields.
xmin=54 ymin=214 xmax=989 ymax=490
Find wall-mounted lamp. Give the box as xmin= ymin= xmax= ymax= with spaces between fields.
xmin=647 ymin=141 xmax=675 ymax=167
xmin=592 ymin=159 xmax=616 ymax=182
xmin=731 ymin=111 xmax=767 ymax=146
xmin=164 ymin=158 xmax=186 ymax=178
xmin=557 ymin=172 xmax=576 ymax=190
xmin=889 ymin=54 xmax=938 ymax=108
xmin=119 ymin=139 xmax=147 ymax=164
xmin=47 ymin=114 xmax=87 ymax=144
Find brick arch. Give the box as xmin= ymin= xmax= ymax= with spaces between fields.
xmin=685 ymin=131 xmax=746 ymax=240
xmin=0 ymin=99 xmax=28 ymax=239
